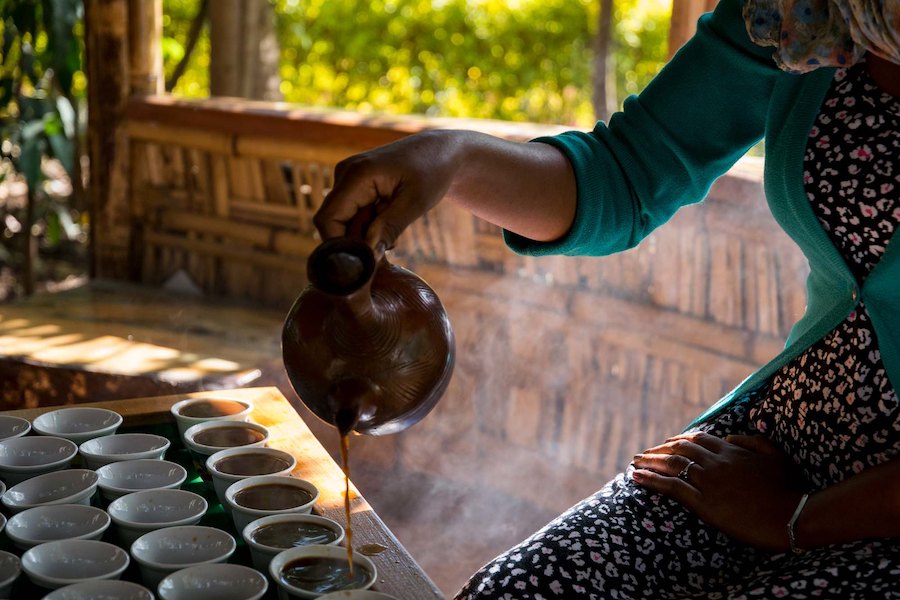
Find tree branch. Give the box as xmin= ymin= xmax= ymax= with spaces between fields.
xmin=165 ymin=0 xmax=209 ymax=92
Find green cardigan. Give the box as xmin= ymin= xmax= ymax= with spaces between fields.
xmin=505 ymin=0 xmax=900 ymax=428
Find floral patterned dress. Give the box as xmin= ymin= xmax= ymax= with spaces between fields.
xmin=454 ymin=60 xmax=900 ymax=600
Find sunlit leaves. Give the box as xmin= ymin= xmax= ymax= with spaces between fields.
xmin=164 ymin=0 xmax=671 ymax=127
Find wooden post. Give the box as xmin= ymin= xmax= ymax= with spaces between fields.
xmin=129 ymin=0 xmax=164 ymax=95
xmin=84 ymin=0 xmax=131 ymax=279
xmin=668 ymin=0 xmax=718 ymax=59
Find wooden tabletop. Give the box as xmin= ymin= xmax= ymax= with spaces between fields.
xmin=2 ymin=386 xmax=445 ymax=600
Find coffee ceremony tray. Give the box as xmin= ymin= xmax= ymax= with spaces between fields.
xmin=0 ymin=387 xmax=444 ymax=600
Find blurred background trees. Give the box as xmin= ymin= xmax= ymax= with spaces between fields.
xmin=1 ymin=0 xmax=671 ymax=300
xmin=0 ymin=0 xmax=87 ymax=300
xmin=164 ymin=0 xmax=671 ymax=126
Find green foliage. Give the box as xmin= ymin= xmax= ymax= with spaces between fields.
xmin=0 ymin=0 xmax=86 ymax=293
xmin=162 ymin=0 xmax=209 ymax=95
xmin=1 ymin=0 xmax=84 ymax=190
xmin=164 ymin=0 xmax=671 ymax=127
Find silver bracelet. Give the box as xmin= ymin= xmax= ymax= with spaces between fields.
xmin=787 ymin=492 xmax=810 ymax=555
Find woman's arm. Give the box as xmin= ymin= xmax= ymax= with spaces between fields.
xmin=316 ymin=0 xmax=782 ymax=256
xmin=632 ymin=432 xmax=900 ymax=552
xmin=796 ymin=455 xmax=900 ymax=548
xmin=314 ymin=130 xmax=576 ymax=250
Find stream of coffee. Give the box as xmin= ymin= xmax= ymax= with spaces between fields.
xmin=339 ymin=433 xmax=354 ymax=576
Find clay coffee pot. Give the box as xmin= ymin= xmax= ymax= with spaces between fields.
xmin=281 ymin=236 xmax=455 ymax=436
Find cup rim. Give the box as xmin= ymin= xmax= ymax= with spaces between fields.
xmin=107 ymin=488 xmax=208 ymax=529
xmin=6 ymin=504 xmax=111 ymax=548
xmin=242 ymin=513 xmax=345 ymax=553
xmin=206 ymin=446 xmax=297 ymax=482
xmin=1 ymin=469 xmax=98 ymax=510
xmin=43 ymin=580 xmax=154 ymax=600
xmin=224 ymin=475 xmax=319 ymax=517
xmin=21 ymin=539 xmax=130 ymax=587
xmin=79 ymin=433 xmax=171 ymax=458
xmin=130 ymin=525 xmax=236 ymax=570
xmin=183 ymin=420 xmax=270 ymax=454
xmin=157 ymin=563 xmax=269 ymax=600
xmin=0 ymin=436 xmax=78 ymax=472
xmin=0 ymin=416 xmax=32 ymax=440
xmin=268 ymin=544 xmax=377 ymax=597
xmin=32 ymin=407 xmax=123 ymax=439
xmin=96 ymin=459 xmax=187 ymax=495
xmin=170 ymin=397 xmax=253 ymax=423
xmin=0 ymin=550 xmax=20 ymax=588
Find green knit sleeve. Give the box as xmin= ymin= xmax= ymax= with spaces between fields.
xmin=504 ymin=0 xmax=783 ymax=257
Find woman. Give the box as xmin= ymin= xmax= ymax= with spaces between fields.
xmin=314 ymin=0 xmax=900 ymax=597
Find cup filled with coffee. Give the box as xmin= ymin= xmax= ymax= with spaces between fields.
xmin=224 ymin=474 xmax=319 ymax=533
xmin=182 ymin=421 xmax=270 ymax=481
xmin=242 ymin=513 xmax=344 ymax=573
xmin=206 ymin=446 xmax=297 ymax=510
xmin=170 ymin=397 xmax=253 ymax=439
xmin=269 ymin=544 xmax=377 ymax=599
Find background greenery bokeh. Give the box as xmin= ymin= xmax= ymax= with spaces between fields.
xmin=164 ymin=0 xmax=672 ymax=127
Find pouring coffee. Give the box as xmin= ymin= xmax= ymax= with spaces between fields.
xmin=281 ymin=236 xmax=455 ymax=436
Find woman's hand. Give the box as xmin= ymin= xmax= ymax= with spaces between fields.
xmin=314 ymin=129 xmax=577 ymax=254
xmin=631 ymin=431 xmax=802 ymax=552
xmin=314 ymin=130 xmax=467 ymax=252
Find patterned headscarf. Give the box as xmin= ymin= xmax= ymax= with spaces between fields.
xmin=742 ymin=0 xmax=900 ymax=73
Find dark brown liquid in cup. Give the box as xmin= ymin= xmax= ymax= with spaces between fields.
xmin=193 ymin=426 xmax=265 ymax=448
xmin=214 ymin=454 xmax=291 ymax=476
xmin=178 ymin=399 xmax=246 ymax=418
xmin=252 ymin=522 xmax=339 ymax=548
xmin=281 ymin=556 xmax=371 ymax=594
xmin=234 ymin=483 xmax=313 ymax=510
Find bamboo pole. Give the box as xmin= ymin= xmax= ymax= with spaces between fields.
xmin=85 ymin=0 xmax=131 ymax=279
xmin=128 ymin=0 xmax=163 ymax=95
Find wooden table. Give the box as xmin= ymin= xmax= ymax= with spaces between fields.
xmin=2 ymin=386 xmax=445 ymax=600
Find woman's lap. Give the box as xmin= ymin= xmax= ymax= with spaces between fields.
xmin=454 ymin=471 xmax=764 ymax=599
xmin=454 ymin=472 xmax=899 ymax=599
xmin=454 ymin=395 xmax=900 ymax=599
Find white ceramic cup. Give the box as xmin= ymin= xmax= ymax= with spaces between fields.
xmin=0 ymin=435 xmax=78 ymax=486
xmin=0 ymin=551 xmax=20 ymax=600
xmin=268 ymin=544 xmax=377 ymax=600
xmin=21 ymin=539 xmax=129 ymax=590
xmin=79 ymin=433 xmax=171 ymax=470
xmin=42 ymin=580 xmax=155 ymax=600
xmin=206 ymin=446 xmax=296 ymax=511
xmin=0 ymin=416 xmax=31 ymax=441
xmin=242 ymin=513 xmax=344 ymax=574
xmin=130 ymin=525 xmax=236 ymax=590
xmin=108 ymin=488 xmax=208 ymax=547
xmin=5 ymin=504 xmax=110 ymax=550
xmin=224 ymin=474 xmax=319 ymax=533
xmin=32 ymin=407 xmax=123 ymax=444
xmin=157 ymin=563 xmax=268 ymax=600
xmin=1 ymin=469 xmax=99 ymax=513
xmin=96 ymin=458 xmax=187 ymax=502
xmin=170 ymin=397 xmax=253 ymax=439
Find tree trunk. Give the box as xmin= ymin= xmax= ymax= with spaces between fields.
xmin=209 ymin=0 xmax=281 ymax=100
xmin=592 ymin=0 xmax=616 ymax=122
